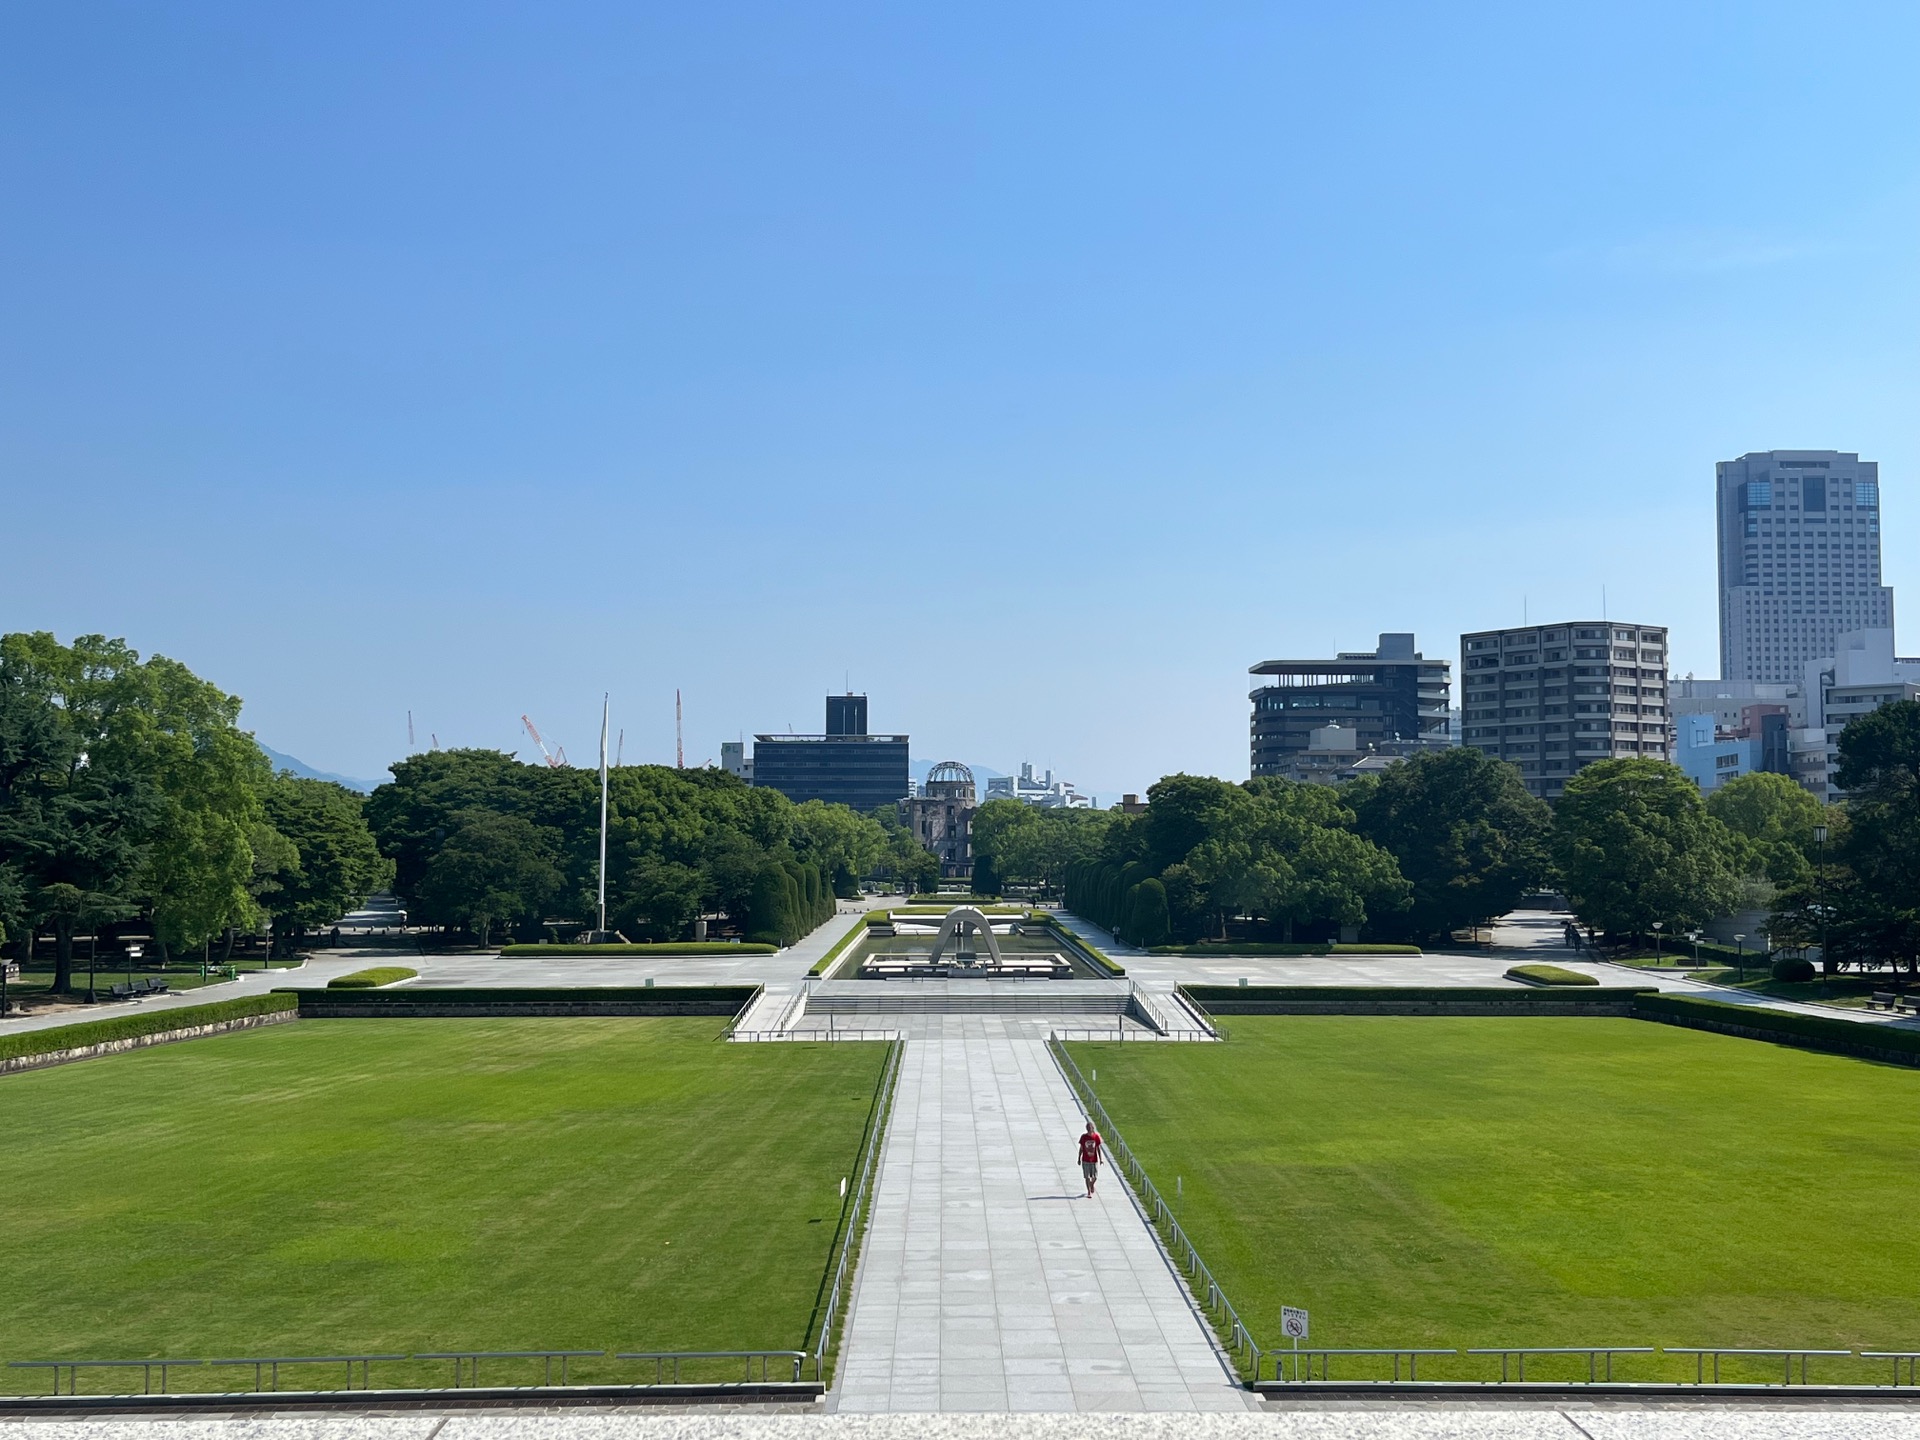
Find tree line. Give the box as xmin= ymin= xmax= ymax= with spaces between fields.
xmin=364 ymin=747 xmax=938 ymax=945
xmin=0 ymin=634 xmax=391 ymax=990
xmin=975 ymin=709 xmax=1920 ymax=964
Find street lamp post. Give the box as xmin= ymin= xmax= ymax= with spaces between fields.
xmin=1652 ymin=920 xmax=1665 ymax=965
xmin=1687 ymin=930 xmax=1702 ymax=967
xmin=1734 ymin=934 xmax=1747 ymax=980
xmin=1813 ymin=824 xmax=1831 ymax=989
xmin=125 ymin=941 xmax=142 ymax=986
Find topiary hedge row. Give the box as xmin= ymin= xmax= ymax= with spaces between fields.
xmin=1148 ymin=941 xmax=1422 ymax=956
xmin=0 ymin=993 xmax=298 ymax=1065
xmin=327 ymin=966 xmax=418 ymax=989
xmin=747 ymin=859 xmax=837 ymax=947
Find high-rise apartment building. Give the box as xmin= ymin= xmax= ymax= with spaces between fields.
xmin=1716 ymin=450 xmax=1891 ymax=684
xmin=1460 ymin=621 xmax=1669 ymax=801
xmin=1248 ymin=633 xmax=1451 ymax=778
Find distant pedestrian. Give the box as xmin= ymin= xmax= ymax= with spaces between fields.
xmin=1077 ymin=1122 xmax=1103 ymax=1198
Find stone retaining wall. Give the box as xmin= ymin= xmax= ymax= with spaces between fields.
xmin=1 ymin=1009 xmax=298 ymax=1075
xmin=1636 ymin=1006 xmax=1920 ymax=1067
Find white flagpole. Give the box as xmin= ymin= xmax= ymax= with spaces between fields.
xmin=598 ymin=694 xmax=610 ymax=936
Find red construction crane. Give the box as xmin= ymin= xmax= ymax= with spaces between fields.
xmin=521 ymin=714 xmax=565 ymax=768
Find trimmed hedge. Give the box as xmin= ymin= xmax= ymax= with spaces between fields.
xmin=909 ymin=893 xmax=1001 ymax=903
xmin=498 ymin=942 xmax=778 ymax=956
xmin=1772 ymin=955 xmax=1816 ymax=983
xmin=0 ymin=993 xmax=298 ymax=1065
xmin=287 ymin=985 xmax=758 ymax=1013
xmin=1506 ymin=963 xmax=1599 ymax=987
xmin=1631 ymin=992 xmax=1920 ymax=1062
xmin=327 ymin=966 xmax=418 ymax=989
xmin=1183 ymin=983 xmax=1650 ymax=1008
xmin=810 ymin=917 xmax=872 ymax=977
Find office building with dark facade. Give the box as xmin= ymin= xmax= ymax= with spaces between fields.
xmin=752 ymin=693 xmax=909 ymax=812
xmin=1249 ymin=633 xmax=1451 ymax=778
xmin=1460 ymin=621 xmax=1669 ymax=801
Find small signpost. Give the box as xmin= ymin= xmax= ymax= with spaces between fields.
xmin=1281 ymin=1306 xmax=1309 ymax=1381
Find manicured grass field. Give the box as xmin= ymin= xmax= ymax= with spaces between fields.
xmin=1 ymin=1018 xmax=887 ymax=1390
xmin=1071 ymin=1016 xmax=1920 ymax=1383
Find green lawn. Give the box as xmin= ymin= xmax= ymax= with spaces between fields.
xmin=1072 ymin=1016 xmax=1920 ymax=1384
xmin=1 ymin=1018 xmax=887 ymax=1391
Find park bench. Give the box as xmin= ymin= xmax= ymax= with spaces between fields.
xmin=1868 ymin=992 xmax=1898 ymax=1011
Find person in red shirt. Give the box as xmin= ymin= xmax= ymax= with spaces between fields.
xmin=1077 ymin=1122 xmax=1103 ymax=1198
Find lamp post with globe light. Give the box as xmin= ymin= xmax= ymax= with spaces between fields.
xmin=1652 ymin=920 xmax=1665 ymax=965
xmin=1734 ymin=934 xmax=1747 ymax=980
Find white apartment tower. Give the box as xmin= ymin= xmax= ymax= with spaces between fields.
xmin=1717 ymin=450 xmax=1891 ymax=684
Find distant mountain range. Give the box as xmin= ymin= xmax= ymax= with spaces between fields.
xmin=258 ymin=745 xmax=383 ymax=795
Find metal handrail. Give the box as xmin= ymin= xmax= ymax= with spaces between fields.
xmin=1665 ymin=1346 xmax=1853 ymax=1385
xmin=1047 ymin=1038 xmax=1265 ymax=1377
xmin=9 ymin=1359 xmax=205 ymax=1396
xmin=413 ymin=1350 xmax=603 ymax=1387
xmin=612 ymin=1350 xmax=805 ymax=1384
xmin=208 ymin=1354 xmax=408 ymax=1391
xmin=1467 ymin=1346 xmax=1656 ymax=1382
xmin=1862 ymin=1351 xmax=1920 ymax=1385
xmin=1275 ymin=1347 xmax=1459 ymax=1382
xmin=730 ymin=1028 xmax=900 ymax=1043
xmin=808 ymin=1035 xmax=904 ymax=1382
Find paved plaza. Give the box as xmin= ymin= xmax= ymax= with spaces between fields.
xmin=833 ymin=1018 xmax=1249 ymax=1414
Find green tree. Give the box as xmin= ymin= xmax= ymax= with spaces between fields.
xmin=1552 ymin=759 xmax=1741 ymax=937
xmin=1833 ymin=699 xmax=1920 ymax=923
xmin=1706 ymin=771 xmax=1827 ymax=889
xmin=414 ymin=811 xmax=565 ymax=946
xmin=1 ymin=633 xmax=266 ymax=961
xmin=972 ymin=800 xmax=1112 ymax=893
xmin=790 ymin=800 xmax=887 ymax=897
xmin=256 ymin=774 xmax=394 ymax=949
xmin=1126 ymin=877 xmax=1170 ymax=947
xmin=1349 ymin=748 xmax=1552 ymax=942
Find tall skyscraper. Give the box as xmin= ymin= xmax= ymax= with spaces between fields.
xmin=1459 ymin=621 xmax=1669 ymax=801
xmin=1717 ymin=450 xmax=1891 ymax=684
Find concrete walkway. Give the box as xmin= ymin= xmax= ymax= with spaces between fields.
xmin=834 ymin=1017 xmax=1252 ymax=1414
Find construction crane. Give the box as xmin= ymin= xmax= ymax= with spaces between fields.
xmin=521 ymin=714 xmax=566 ymax=768
xmin=676 ymin=689 xmax=684 ymax=769
xmin=407 ymin=711 xmax=415 ymax=751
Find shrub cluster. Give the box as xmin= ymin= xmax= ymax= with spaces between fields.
xmin=746 ymin=859 xmax=836 ymax=947
xmin=0 ymin=993 xmax=297 ymax=1065
xmin=326 ymin=966 xmax=419 ymax=989
xmin=1771 ymin=955 xmax=1817 ymax=983
xmin=1504 ymin=963 xmax=1600 ymax=987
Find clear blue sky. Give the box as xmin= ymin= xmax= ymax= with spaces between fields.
xmin=4 ymin=3 xmax=1915 ymax=799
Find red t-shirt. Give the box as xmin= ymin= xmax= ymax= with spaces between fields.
xmin=1078 ymin=1132 xmax=1102 ymax=1164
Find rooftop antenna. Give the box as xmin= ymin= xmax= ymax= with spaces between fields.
xmin=1523 ymin=595 xmax=1528 ymax=626
xmin=407 ymin=711 xmax=415 ymax=751
xmin=1603 ymin=584 xmax=1609 ymax=621
xmin=597 ymin=695 xmax=610 ymax=937
xmin=676 ymin=689 xmax=684 ymax=769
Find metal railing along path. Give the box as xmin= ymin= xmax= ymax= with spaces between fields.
xmin=9 ymin=1360 xmax=204 ymax=1396
xmin=414 ymin=1350 xmax=603 ymax=1387
xmin=210 ymin=1355 xmax=407 ymax=1391
xmin=1048 ymin=1026 xmax=1211 ymax=1043
xmin=1468 ymin=1346 xmax=1656 ymax=1382
xmin=730 ymin=1028 xmax=900 ymax=1043
xmin=1047 ymin=1037 xmax=1266 ymax=1378
xmin=1666 ymin=1347 xmax=1854 ymax=1385
xmin=613 ymin=1351 xmax=805 ymax=1384
xmin=1276 ymin=1348 xmax=1459 ymax=1382
xmin=1863 ymin=1351 xmax=1920 ymax=1386
xmin=809 ymin=1033 xmax=905 ymax=1382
